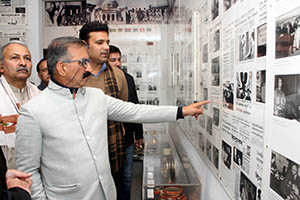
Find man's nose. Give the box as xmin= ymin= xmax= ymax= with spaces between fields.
xmin=103 ymin=42 xmax=109 ymax=50
xmin=19 ymin=57 xmax=26 ymax=66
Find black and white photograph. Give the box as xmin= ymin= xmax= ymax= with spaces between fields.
xmin=148 ymin=84 xmax=157 ymax=91
xmin=236 ymin=72 xmax=252 ymax=101
xmin=136 ymin=71 xmax=143 ymax=78
xmin=273 ymin=74 xmax=300 ymax=121
xmin=1 ymin=0 xmax=11 ymax=6
xmin=223 ymin=81 xmax=234 ymax=110
xmin=203 ymin=88 xmax=208 ymax=109
xmin=270 ymin=151 xmax=300 ymax=200
xmin=213 ymin=146 xmax=219 ymax=170
xmin=213 ymin=29 xmax=220 ymax=52
xmin=211 ymin=57 xmax=220 ymax=86
xmin=240 ymin=172 xmax=257 ymax=200
xmin=203 ymin=43 xmax=208 ymax=63
xmin=45 ymin=1 xmax=87 ymax=27
xmin=223 ymin=0 xmax=232 ymax=11
xmin=222 ymin=140 xmax=232 ymax=170
xmin=275 ymin=7 xmax=300 ymax=59
xmin=257 ymin=23 xmax=266 ymax=57
xmin=211 ymin=0 xmax=219 ymax=20
xmin=213 ymin=107 xmax=220 ymax=127
xmin=206 ymin=116 xmax=213 ymax=135
xmin=87 ymin=0 xmax=169 ymax=25
xmin=146 ymin=97 xmax=159 ymax=105
xmin=239 ymin=29 xmax=255 ymax=61
xmin=256 ymin=70 xmax=266 ymax=103
xmin=206 ymin=138 xmax=212 ymax=161
xmin=233 ymin=147 xmax=243 ymax=167
xmin=199 ymin=114 xmax=206 ymax=129
xmin=198 ymin=131 xmax=205 ymax=152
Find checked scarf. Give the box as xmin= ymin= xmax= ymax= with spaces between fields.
xmin=104 ymin=64 xmax=126 ymax=175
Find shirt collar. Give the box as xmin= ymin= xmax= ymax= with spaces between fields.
xmin=50 ymin=76 xmax=79 ymax=95
xmin=9 ymin=83 xmax=27 ymax=94
xmin=91 ymin=63 xmax=107 ymax=78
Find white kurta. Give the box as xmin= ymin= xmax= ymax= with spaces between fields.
xmin=0 ymin=75 xmax=39 ymax=147
xmin=16 ymin=80 xmax=178 ymax=200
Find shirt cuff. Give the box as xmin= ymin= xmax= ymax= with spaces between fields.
xmin=176 ymin=107 xmax=184 ymax=120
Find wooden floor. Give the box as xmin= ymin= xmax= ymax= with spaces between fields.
xmin=130 ymin=160 xmax=143 ymax=200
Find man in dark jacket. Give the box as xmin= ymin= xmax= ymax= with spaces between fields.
xmin=108 ymin=45 xmax=143 ymax=200
xmin=0 ymin=148 xmax=32 ymax=200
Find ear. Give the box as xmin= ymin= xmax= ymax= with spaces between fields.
xmin=56 ymin=61 xmax=66 ymax=77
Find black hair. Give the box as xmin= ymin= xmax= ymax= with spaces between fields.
xmin=79 ymin=22 xmax=109 ymax=44
xmin=109 ymin=45 xmax=121 ymax=55
xmin=36 ymin=57 xmax=47 ymax=73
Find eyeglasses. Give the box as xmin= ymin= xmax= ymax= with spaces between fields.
xmin=61 ymin=58 xmax=90 ymax=67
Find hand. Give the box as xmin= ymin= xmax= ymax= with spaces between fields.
xmin=135 ymin=139 xmax=143 ymax=148
xmin=182 ymin=100 xmax=210 ymax=119
xmin=6 ymin=169 xmax=32 ymax=195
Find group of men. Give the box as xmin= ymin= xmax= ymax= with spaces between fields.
xmin=0 ymin=22 xmax=209 ymax=200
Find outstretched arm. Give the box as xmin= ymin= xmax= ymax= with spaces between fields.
xmin=182 ymin=100 xmax=210 ymax=119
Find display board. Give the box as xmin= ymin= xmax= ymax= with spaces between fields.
xmin=0 ymin=0 xmax=27 ymax=46
xmin=171 ymin=0 xmax=300 ymax=199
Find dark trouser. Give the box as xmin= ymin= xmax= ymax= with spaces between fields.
xmin=117 ymin=144 xmax=134 ymax=200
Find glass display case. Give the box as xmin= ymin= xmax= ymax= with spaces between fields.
xmin=143 ymin=128 xmax=201 ymax=200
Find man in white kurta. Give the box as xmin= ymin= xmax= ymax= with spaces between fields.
xmin=0 ymin=41 xmax=39 ymax=169
xmin=15 ymin=37 xmax=208 ymax=200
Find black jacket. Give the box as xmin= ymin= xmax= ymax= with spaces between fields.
xmin=0 ymin=149 xmax=31 ymax=200
xmin=123 ymin=72 xmax=143 ymax=146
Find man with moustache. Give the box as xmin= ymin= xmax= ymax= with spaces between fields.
xmin=79 ymin=22 xmax=129 ymax=194
xmin=36 ymin=58 xmax=50 ymax=91
xmin=15 ymin=36 xmax=209 ymax=200
xmin=0 ymin=41 xmax=39 ymax=168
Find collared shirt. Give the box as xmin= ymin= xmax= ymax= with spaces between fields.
xmin=8 ymin=85 xmax=29 ymax=106
xmin=91 ymin=63 xmax=107 ymax=78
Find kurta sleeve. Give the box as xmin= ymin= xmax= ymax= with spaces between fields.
xmin=15 ymin=107 xmax=47 ymax=200
xmin=105 ymin=95 xmax=178 ymax=123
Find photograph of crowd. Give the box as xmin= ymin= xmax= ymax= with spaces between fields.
xmin=273 ymin=74 xmax=300 ymax=122
xmin=270 ymin=151 xmax=300 ymax=200
xmin=211 ymin=57 xmax=220 ymax=86
xmin=256 ymin=70 xmax=266 ymax=103
xmin=87 ymin=0 xmax=169 ymax=24
xmin=275 ymin=7 xmax=300 ymax=59
xmin=236 ymin=72 xmax=252 ymax=101
xmin=223 ymin=81 xmax=234 ymax=110
xmin=239 ymin=29 xmax=255 ymax=61
xmin=146 ymin=97 xmax=159 ymax=105
xmin=240 ymin=172 xmax=257 ymax=200
xmin=222 ymin=140 xmax=232 ymax=170
xmin=45 ymin=1 xmax=87 ymax=26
